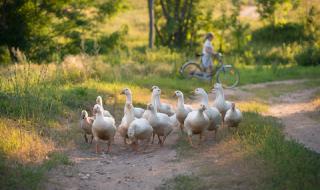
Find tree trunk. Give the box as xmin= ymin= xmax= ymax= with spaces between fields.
xmin=147 ymin=0 xmax=154 ymax=48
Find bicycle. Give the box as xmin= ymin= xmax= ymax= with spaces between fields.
xmin=179 ymin=53 xmax=240 ymax=88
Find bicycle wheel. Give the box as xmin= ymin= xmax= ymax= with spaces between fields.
xmin=216 ymin=65 xmax=240 ymax=88
xmin=180 ymin=62 xmax=202 ymax=79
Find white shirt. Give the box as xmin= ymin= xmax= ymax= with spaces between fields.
xmin=202 ymin=39 xmax=213 ymax=55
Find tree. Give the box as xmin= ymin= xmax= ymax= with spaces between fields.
xmin=230 ymin=0 xmax=250 ymax=53
xmin=154 ymin=0 xmax=204 ymax=48
xmin=147 ymin=0 xmax=154 ymax=48
xmin=255 ymin=0 xmax=300 ymax=25
xmin=0 ymin=0 xmax=125 ymax=63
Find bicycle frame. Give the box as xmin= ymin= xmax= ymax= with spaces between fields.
xmin=180 ymin=52 xmax=240 ymax=88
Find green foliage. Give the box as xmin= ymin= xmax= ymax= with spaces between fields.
xmin=255 ymin=0 xmax=300 ymax=25
xmin=0 ymin=151 xmax=71 ymax=190
xmin=252 ymin=23 xmax=305 ymax=44
xmin=154 ymin=0 xmax=212 ymax=48
xmin=0 ymin=0 xmax=127 ymax=63
xmin=294 ymin=5 xmax=320 ymax=66
xmin=295 ymin=43 xmax=320 ymax=66
xmin=212 ymin=5 xmax=230 ymax=53
xmin=98 ymin=25 xmax=129 ymax=54
xmin=230 ymin=0 xmax=251 ymax=54
xmin=236 ymin=112 xmax=320 ymax=190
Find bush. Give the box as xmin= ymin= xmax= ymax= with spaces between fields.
xmin=252 ymin=23 xmax=306 ymax=44
xmin=295 ymin=44 xmax=320 ymax=66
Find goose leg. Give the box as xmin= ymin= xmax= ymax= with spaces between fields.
xmin=214 ymin=129 xmax=218 ymax=139
xmin=188 ymin=136 xmax=196 ymax=148
xmin=106 ymin=141 xmax=112 ymax=153
xmin=144 ymin=138 xmax=151 ymax=151
xmin=124 ymin=137 xmax=128 ymax=145
xmin=158 ymin=135 xmax=163 ymax=146
xmin=131 ymin=141 xmax=139 ymax=151
xmin=162 ymin=135 xmax=167 ymax=144
xmin=151 ymin=132 xmax=155 ymax=144
xmin=90 ymin=135 xmax=94 ymax=144
xmin=199 ymin=133 xmax=204 ymax=145
xmin=95 ymin=142 xmax=100 ymax=154
xmin=179 ymin=123 xmax=184 ymax=133
xmin=84 ymin=134 xmax=88 ymax=143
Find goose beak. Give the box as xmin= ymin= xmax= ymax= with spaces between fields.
xmin=211 ymin=88 xmax=216 ymax=93
xmin=120 ymin=90 xmax=125 ymax=95
xmin=172 ymin=93 xmax=177 ymax=97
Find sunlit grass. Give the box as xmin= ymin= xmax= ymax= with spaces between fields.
xmin=237 ymin=101 xmax=269 ymax=113
xmin=0 ymin=119 xmax=54 ymax=164
xmin=238 ymin=65 xmax=320 ymax=86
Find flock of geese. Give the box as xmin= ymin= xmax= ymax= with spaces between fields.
xmin=80 ymin=83 xmax=242 ymax=153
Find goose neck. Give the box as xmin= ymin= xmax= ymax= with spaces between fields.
xmin=200 ymin=94 xmax=209 ymax=107
xmin=216 ymin=89 xmax=225 ymax=102
xmin=125 ymin=107 xmax=135 ymax=124
xmin=125 ymin=93 xmax=132 ymax=104
xmin=155 ymin=95 xmax=161 ymax=105
xmin=177 ymin=96 xmax=184 ymax=108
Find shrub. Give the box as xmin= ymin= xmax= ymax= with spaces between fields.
xmin=295 ymin=44 xmax=320 ymax=66
xmin=252 ymin=23 xmax=306 ymax=44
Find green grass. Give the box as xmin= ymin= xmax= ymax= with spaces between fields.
xmin=156 ymin=175 xmax=208 ymax=190
xmin=0 ymin=152 xmax=71 ymax=190
xmin=236 ymin=112 xmax=320 ymax=190
xmin=244 ymin=79 xmax=320 ymax=100
xmin=165 ymin=112 xmax=320 ymax=190
xmin=237 ymin=65 xmax=320 ymax=86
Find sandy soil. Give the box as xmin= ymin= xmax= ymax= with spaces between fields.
xmin=43 ymin=79 xmax=320 ymax=190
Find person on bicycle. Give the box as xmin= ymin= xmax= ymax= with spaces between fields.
xmin=202 ymin=32 xmax=215 ymax=75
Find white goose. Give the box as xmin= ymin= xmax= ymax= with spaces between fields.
xmin=194 ymin=88 xmax=222 ymax=135
xmin=142 ymin=87 xmax=158 ymax=120
xmin=213 ymin=83 xmax=232 ymax=120
xmin=118 ymin=103 xmax=135 ymax=144
xmin=146 ymin=103 xmax=174 ymax=146
xmin=92 ymin=104 xmax=116 ymax=153
xmin=95 ymin=96 xmax=112 ymax=118
xmin=184 ymin=104 xmax=210 ymax=148
xmin=126 ymin=104 xmax=153 ymax=151
xmin=224 ymin=102 xmax=242 ymax=128
xmin=174 ymin=90 xmax=192 ymax=132
xmin=80 ymin=110 xmax=94 ymax=144
xmin=151 ymin=86 xmax=175 ymax=116
xmin=120 ymin=88 xmax=145 ymax=118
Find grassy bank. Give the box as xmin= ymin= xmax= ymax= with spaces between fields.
xmin=163 ymin=112 xmax=320 ymax=190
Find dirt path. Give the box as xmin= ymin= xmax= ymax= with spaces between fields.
xmin=43 ymin=129 xmax=192 ymax=190
xmin=226 ymin=79 xmax=320 ymax=153
xmin=263 ymin=86 xmax=320 ymax=153
xmin=43 ymin=79 xmax=320 ymax=190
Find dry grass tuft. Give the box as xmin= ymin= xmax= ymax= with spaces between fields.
xmin=0 ymin=119 xmax=55 ymax=164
